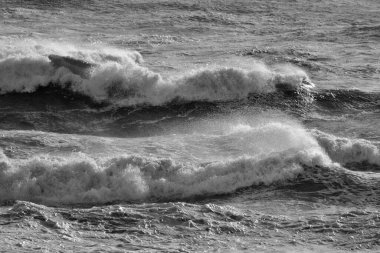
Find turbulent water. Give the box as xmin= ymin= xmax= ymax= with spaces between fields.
xmin=0 ymin=0 xmax=379 ymax=252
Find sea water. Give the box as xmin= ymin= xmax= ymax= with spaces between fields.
xmin=0 ymin=0 xmax=379 ymax=252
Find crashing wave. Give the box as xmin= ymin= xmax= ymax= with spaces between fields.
xmin=0 ymin=119 xmax=334 ymax=204
xmin=0 ymin=40 xmax=314 ymax=106
xmin=0 ymin=149 xmax=330 ymax=204
xmin=1 ymin=119 xmax=379 ymax=205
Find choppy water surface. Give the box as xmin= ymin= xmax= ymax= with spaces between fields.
xmin=0 ymin=0 xmax=379 ymax=252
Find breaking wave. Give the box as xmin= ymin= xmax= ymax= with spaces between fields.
xmin=0 ymin=119 xmax=335 ymax=205
xmin=0 ymin=40 xmax=314 ymax=106
xmin=313 ymin=130 xmax=380 ymax=167
xmin=0 ymin=148 xmax=331 ymax=205
xmin=0 ymin=116 xmax=379 ymax=205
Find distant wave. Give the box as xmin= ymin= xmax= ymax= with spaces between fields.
xmin=0 ymin=40 xmax=314 ymax=107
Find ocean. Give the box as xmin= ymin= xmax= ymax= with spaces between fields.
xmin=0 ymin=0 xmax=379 ymax=252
